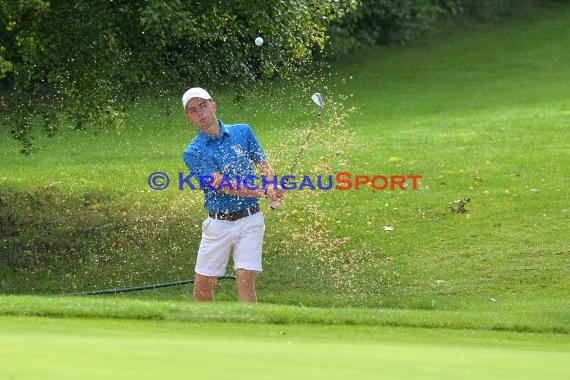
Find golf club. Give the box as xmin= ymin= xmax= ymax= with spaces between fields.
xmin=270 ymin=92 xmax=324 ymax=209
xmin=288 ymin=92 xmax=324 ymax=174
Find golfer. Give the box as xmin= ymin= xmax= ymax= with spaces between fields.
xmin=181 ymin=87 xmax=284 ymax=302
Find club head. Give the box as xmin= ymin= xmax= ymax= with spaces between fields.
xmin=311 ymin=92 xmax=324 ymax=110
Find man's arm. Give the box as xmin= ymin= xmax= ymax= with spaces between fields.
xmin=256 ymin=161 xmax=284 ymax=202
xmin=210 ymin=161 xmax=284 ymax=201
xmin=210 ymin=172 xmax=264 ymax=198
xmin=256 ymin=161 xmax=275 ymax=182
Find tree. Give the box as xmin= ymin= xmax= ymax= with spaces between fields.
xmin=0 ymin=0 xmax=356 ymax=154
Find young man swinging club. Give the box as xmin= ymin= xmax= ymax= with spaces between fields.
xmin=181 ymin=87 xmax=284 ymax=302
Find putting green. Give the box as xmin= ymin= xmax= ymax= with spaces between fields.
xmin=1 ymin=316 xmax=569 ymax=379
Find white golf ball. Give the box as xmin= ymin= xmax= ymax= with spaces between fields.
xmin=255 ymin=36 xmax=264 ymax=46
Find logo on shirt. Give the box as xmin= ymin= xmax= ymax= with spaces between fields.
xmin=231 ymin=144 xmax=244 ymax=155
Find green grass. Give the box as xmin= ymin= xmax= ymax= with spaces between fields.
xmin=1 ymin=295 xmax=569 ymax=333
xmin=1 ymin=5 xmax=569 ymax=310
xmin=1 ymin=316 xmax=569 ymax=380
xmin=1 ymin=5 xmax=570 ymax=379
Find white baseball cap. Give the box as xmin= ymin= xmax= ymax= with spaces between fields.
xmin=182 ymin=87 xmax=212 ymax=110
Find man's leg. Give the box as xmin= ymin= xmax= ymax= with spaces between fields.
xmin=193 ymin=274 xmax=217 ymax=301
xmin=235 ymin=268 xmax=256 ymax=302
xmin=233 ymin=212 xmax=264 ymax=303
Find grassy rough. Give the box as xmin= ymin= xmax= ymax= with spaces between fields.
xmin=1 ymin=5 xmax=569 ymax=311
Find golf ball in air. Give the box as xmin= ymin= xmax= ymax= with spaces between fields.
xmin=255 ymin=37 xmax=264 ymax=46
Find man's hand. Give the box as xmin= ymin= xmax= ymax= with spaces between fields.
xmin=267 ymin=185 xmax=284 ymax=201
xmin=256 ymin=161 xmax=285 ymax=207
xmin=267 ymin=185 xmax=285 ymax=208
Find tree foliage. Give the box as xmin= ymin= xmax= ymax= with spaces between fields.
xmin=1 ymin=0 xmax=560 ymax=153
xmin=0 ymin=0 xmax=355 ymax=154
xmin=325 ymin=0 xmax=565 ymax=58
xmin=326 ymin=0 xmax=442 ymax=56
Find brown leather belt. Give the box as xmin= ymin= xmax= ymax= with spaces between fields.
xmin=208 ymin=204 xmax=260 ymax=221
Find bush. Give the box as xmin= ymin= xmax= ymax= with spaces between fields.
xmin=324 ymin=0 xmax=567 ymax=56
xmin=326 ymin=0 xmax=445 ymax=56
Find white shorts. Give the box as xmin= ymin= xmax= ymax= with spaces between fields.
xmin=195 ymin=212 xmax=265 ymax=276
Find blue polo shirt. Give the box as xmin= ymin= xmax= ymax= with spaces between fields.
xmin=182 ymin=120 xmax=267 ymax=213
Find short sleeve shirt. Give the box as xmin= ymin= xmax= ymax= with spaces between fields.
xmin=182 ymin=120 xmax=266 ymax=212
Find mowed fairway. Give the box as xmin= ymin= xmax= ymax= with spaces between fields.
xmin=1 ymin=316 xmax=569 ymax=380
